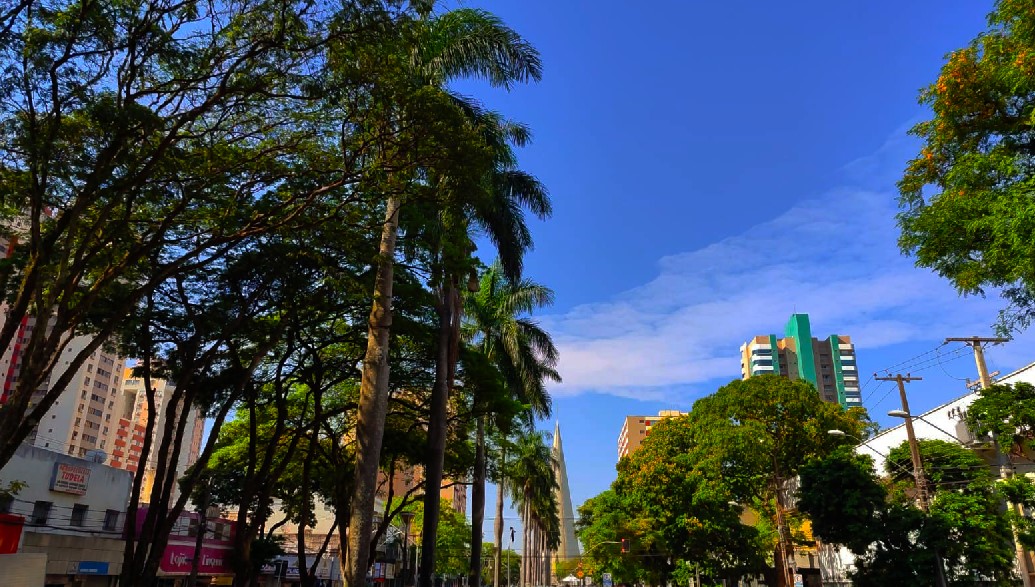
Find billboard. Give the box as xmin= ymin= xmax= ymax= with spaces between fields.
xmin=50 ymin=463 xmax=90 ymax=495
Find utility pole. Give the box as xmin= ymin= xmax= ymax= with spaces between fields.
xmin=875 ymin=374 xmax=928 ymax=507
xmin=876 ymin=373 xmax=948 ymax=587
xmin=946 ymin=336 xmax=1032 ymax=587
xmin=945 ymin=337 xmax=1009 ymax=389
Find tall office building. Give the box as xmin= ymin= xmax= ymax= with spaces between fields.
xmin=739 ymin=313 xmax=861 ymax=408
xmin=617 ymin=410 xmax=687 ymax=460
xmin=552 ymin=422 xmax=579 ymax=573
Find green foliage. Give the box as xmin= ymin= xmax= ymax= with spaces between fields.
xmin=898 ymin=0 xmax=1035 ymax=331
xmin=685 ymin=376 xmax=869 ymax=503
xmin=390 ymin=498 xmax=472 ymax=577
xmin=482 ymin=543 xmax=520 ymax=586
xmin=1 ymin=2 xmax=556 ymax=587
xmin=0 ymin=480 xmax=26 ymax=503
xmin=800 ymin=438 xmax=1022 ymax=586
xmin=798 ymin=449 xmax=886 ymax=553
xmin=966 ymin=381 xmax=1035 ymax=453
xmin=579 ymin=376 xmax=867 ymax=586
xmin=247 ymin=535 xmax=287 ymax=577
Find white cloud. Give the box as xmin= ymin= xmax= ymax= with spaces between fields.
xmin=543 ymin=135 xmax=1022 ymax=401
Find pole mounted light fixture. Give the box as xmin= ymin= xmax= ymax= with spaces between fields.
xmin=887 ymin=409 xmax=910 ymax=418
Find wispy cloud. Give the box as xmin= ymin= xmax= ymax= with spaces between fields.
xmin=544 ymin=130 xmax=1019 ymax=400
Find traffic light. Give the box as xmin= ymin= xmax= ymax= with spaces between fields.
xmin=620 ymin=538 xmax=629 ymax=553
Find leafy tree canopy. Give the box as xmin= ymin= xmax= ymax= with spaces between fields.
xmin=898 ymin=0 xmax=1035 ymax=331
xmin=966 ymin=381 xmax=1035 ymax=453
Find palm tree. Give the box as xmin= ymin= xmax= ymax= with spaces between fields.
xmin=416 ymin=104 xmax=555 ymax=587
xmin=345 ymin=8 xmax=542 ymax=587
xmin=463 ymin=263 xmax=559 ymax=587
xmin=508 ymin=430 xmax=560 ymax=587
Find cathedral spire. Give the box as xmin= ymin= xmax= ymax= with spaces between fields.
xmin=552 ymin=421 xmax=580 ymax=577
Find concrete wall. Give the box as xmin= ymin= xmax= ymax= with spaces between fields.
xmin=0 ymin=552 xmax=47 ymax=587
xmin=20 ymin=531 xmax=123 ymax=576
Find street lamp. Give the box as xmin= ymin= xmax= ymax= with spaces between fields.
xmin=400 ymin=511 xmax=415 ymax=587
xmin=887 ymin=410 xmax=949 ymax=587
xmin=508 ymin=527 xmax=514 ymax=587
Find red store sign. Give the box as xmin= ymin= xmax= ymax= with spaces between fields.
xmin=160 ymin=544 xmax=233 ymax=575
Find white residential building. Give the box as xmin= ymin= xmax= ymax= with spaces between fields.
xmin=0 ymin=329 xmax=128 ymax=460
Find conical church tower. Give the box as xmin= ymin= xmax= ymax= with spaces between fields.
xmin=552 ymin=422 xmax=580 ymax=577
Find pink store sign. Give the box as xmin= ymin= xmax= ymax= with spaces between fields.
xmin=159 ymin=544 xmax=233 ymax=575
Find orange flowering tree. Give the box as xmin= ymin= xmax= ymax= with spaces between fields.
xmin=899 ymin=0 xmax=1035 ymax=331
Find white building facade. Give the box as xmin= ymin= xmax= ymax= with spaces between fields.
xmin=0 ymin=443 xmax=133 ymax=586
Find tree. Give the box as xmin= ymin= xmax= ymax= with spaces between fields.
xmin=464 ymin=263 xmax=559 ymax=587
xmin=897 ymin=0 xmax=1035 ymax=331
xmin=481 ymin=543 xmax=521 ymax=587
xmin=578 ymin=416 xmax=767 ymax=587
xmin=0 ymin=0 xmax=361 ymax=472
xmin=685 ymin=375 xmax=868 ymax=587
xmin=887 ymin=439 xmax=1017 ymax=584
xmin=799 ymin=440 xmax=1022 ymax=586
xmin=797 ymin=449 xmax=887 ymax=554
xmin=966 ymin=381 xmax=1035 ymax=455
xmin=390 ymin=498 xmax=472 ymax=579
xmin=508 ymin=429 xmax=559 ymax=587
xmin=344 ymin=9 xmax=543 ymax=587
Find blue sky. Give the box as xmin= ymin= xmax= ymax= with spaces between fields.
xmin=451 ymin=0 xmax=1035 ymax=548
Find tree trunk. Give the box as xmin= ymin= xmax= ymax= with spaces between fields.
xmin=542 ymin=532 xmax=549 ymax=587
xmin=187 ymin=483 xmax=209 ymax=587
xmin=493 ymin=470 xmax=504 ymax=587
xmin=521 ymin=501 xmax=528 ymax=587
xmin=419 ymin=280 xmax=458 ymax=587
xmin=470 ymin=416 xmax=487 ymax=587
xmin=346 ymin=196 xmax=402 ymax=587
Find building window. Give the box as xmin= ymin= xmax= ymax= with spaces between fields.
xmin=103 ymin=509 xmax=120 ymax=532
xmin=30 ymin=501 xmax=52 ymax=525
xmin=71 ymin=504 xmax=88 ymax=527
xmin=0 ymin=494 xmax=12 ymax=514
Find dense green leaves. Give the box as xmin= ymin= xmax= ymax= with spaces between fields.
xmin=966 ymin=381 xmax=1035 ymax=453
xmin=578 ymin=376 xmax=867 ymax=587
xmin=0 ymin=2 xmax=555 ymax=586
xmin=898 ymin=0 xmax=1035 ymax=331
xmin=799 ymin=439 xmax=1023 ymax=586
xmin=797 ymin=449 xmax=886 ymax=554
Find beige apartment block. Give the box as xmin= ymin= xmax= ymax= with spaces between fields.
xmin=617 ymin=409 xmax=686 ymax=460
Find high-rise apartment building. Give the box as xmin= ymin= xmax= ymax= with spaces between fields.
xmin=377 ymin=466 xmax=467 ymax=515
xmin=617 ymin=409 xmax=687 ymax=460
xmin=3 ymin=330 xmax=128 ymax=459
xmin=739 ymin=313 xmax=861 ymax=408
xmin=111 ymin=369 xmax=204 ymax=503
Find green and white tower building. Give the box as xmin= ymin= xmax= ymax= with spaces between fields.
xmin=739 ymin=313 xmax=862 ymax=409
